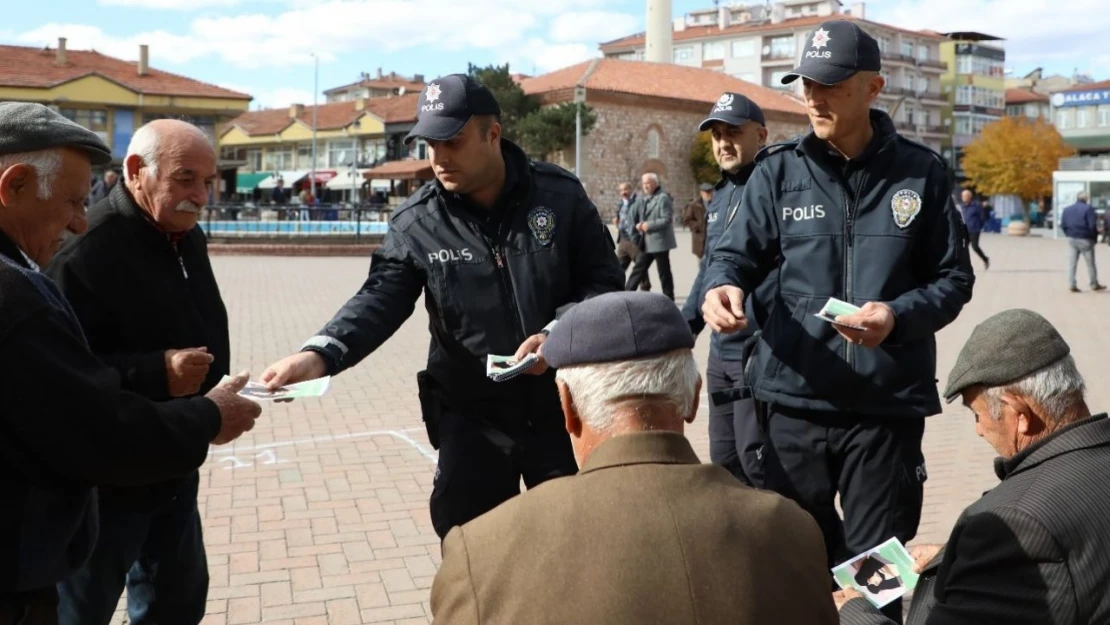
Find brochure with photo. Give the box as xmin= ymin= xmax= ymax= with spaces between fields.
xmin=814 ymin=297 xmax=866 ymax=331
xmin=486 ymin=353 xmax=539 ymax=382
xmin=832 ymin=537 xmax=920 ymax=609
xmin=219 ymin=375 xmax=331 ymax=401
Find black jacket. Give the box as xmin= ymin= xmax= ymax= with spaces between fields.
xmin=705 ymin=110 xmax=974 ymax=417
xmin=0 ymin=232 xmax=219 ymax=594
xmin=46 ymin=184 xmax=231 ymax=509
xmin=302 ymin=139 xmax=624 ymax=417
xmin=841 ymin=414 xmax=1110 ymax=625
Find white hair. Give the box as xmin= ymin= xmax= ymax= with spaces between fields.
xmin=555 ymin=349 xmax=699 ymax=432
xmin=0 ymin=149 xmax=62 ymax=199
xmin=984 ymin=355 xmax=1086 ymax=423
xmin=642 ymin=172 xmax=660 ymax=184
xmin=125 ymin=120 xmax=211 ymax=180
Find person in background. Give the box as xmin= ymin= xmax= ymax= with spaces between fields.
xmin=613 ymin=182 xmax=650 ymax=291
xmin=1060 ymin=192 xmax=1106 ymax=292
xmin=682 ymin=183 xmax=712 ymax=259
xmin=626 ymin=172 xmax=676 ymax=300
xmin=959 ymin=189 xmax=989 ymax=269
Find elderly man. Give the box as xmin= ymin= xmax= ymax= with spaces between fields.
xmin=839 ymin=308 xmax=1110 ymax=624
xmin=1060 ymin=192 xmax=1106 ymax=292
xmin=626 ymin=173 xmax=677 ymax=300
xmin=87 ymin=170 xmax=117 ymax=206
xmin=431 ymin=291 xmax=837 ymax=625
xmin=613 ymin=182 xmax=650 ymax=291
xmin=0 ymin=104 xmax=260 ymax=625
xmin=47 ymin=120 xmax=230 ymax=625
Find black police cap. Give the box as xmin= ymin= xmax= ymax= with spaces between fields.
xmin=404 ymin=74 xmax=501 ymax=145
xmin=783 ymin=20 xmax=882 ymax=86
xmin=697 ymin=92 xmax=766 ymax=132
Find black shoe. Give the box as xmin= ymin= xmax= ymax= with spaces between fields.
xmin=1094 ymin=284 xmax=1107 ymax=292
xmin=1071 ymin=287 xmax=1082 ymax=293
xmin=984 ymin=259 xmax=990 ymax=270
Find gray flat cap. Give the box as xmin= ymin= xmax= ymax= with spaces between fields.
xmin=943 ymin=309 xmax=1070 ymax=403
xmin=0 ymin=102 xmax=112 ymax=165
xmin=544 ymin=292 xmax=694 ymax=369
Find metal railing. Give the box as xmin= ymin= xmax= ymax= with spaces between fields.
xmin=1058 ymin=156 xmax=1110 ymax=171
xmin=199 ymin=204 xmax=393 ymax=242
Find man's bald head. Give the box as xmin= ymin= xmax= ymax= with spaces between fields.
xmin=124 ymin=119 xmax=217 ymax=233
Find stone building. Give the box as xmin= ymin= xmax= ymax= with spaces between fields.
xmin=521 ymin=58 xmax=809 ymax=217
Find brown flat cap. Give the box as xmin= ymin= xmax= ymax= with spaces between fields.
xmin=943 ymin=309 xmax=1070 ymax=403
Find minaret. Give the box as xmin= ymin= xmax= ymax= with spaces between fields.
xmin=644 ymin=0 xmax=674 ymax=64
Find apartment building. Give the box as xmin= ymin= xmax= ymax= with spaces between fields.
xmin=1051 ymin=80 xmax=1110 ymax=155
xmin=324 ymin=69 xmax=425 ymax=103
xmin=599 ymin=0 xmax=948 ymax=151
xmin=1005 ymin=88 xmax=1051 ymax=121
xmin=939 ymin=32 xmax=1006 ymax=178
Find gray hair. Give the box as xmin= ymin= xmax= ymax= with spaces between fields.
xmin=125 ymin=121 xmax=211 ymax=179
xmin=554 ymin=349 xmax=699 ymax=432
xmin=984 ymin=355 xmax=1086 ymax=423
xmin=0 ymin=149 xmax=63 ymax=200
xmin=642 ymin=172 xmax=660 ymax=184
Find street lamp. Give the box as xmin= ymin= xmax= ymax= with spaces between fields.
xmin=310 ymin=52 xmax=319 ymax=200
xmin=574 ymin=86 xmax=586 ymax=177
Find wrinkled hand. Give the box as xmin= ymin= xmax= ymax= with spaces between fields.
xmin=260 ymin=351 xmax=327 ymax=396
xmin=833 ymin=302 xmax=896 ymax=348
xmin=832 ymin=587 xmax=864 ymax=611
xmin=165 ymin=347 xmax=214 ymax=398
xmin=513 ymin=333 xmax=549 ymax=375
xmin=909 ymin=543 xmax=944 ymax=573
xmin=702 ymin=285 xmax=748 ymax=334
xmin=636 ymin=222 xmax=649 ymax=233
xmin=206 ymin=371 xmax=262 ymax=445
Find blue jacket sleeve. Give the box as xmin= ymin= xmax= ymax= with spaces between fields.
xmin=703 ymin=163 xmax=780 ymax=298
xmin=682 ymin=252 xmax=710 ymax=336
xmin=554 ymin=188 xmax=626 ymax=319
xmin=885 ymin=165 xmax=975 ymax=344
xmin=303 ymin=226 xmax=425 ymax=374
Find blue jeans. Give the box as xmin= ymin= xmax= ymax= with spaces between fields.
xmin=1068 ymin=238 xmax=1099 ymax=288
xmin=56 ymin=472 xmax=208 ymax=625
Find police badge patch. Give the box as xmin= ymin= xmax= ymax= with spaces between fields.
xmin=890 ymin=189 xmax=922 ymax=229
xmin=527 ymin=207 xmax=556 ymax=245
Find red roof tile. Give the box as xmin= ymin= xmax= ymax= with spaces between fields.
xmin=1005 ymin=88 xmax=1049 ymax=105
xmin=600 ymin=14 xmax=945 ymax=50
xmin=0 ymin=43 xmax=250 ymax=100
xmin=1064 ymin=79 xmax=1110 ymax=93
xmin=223 ymin=94 xmax=419 ymax=137
xmin=362 ymin=159 xmax=433 ymax=180
xmin=522 ymin=58 xmax=807 ymax=117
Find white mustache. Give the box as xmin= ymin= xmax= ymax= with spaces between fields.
xmin=175 ymin=201 xmax=204 ymax=214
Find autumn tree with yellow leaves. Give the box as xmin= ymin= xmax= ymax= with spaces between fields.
xmin=961 ymin=116 xmax=1075 ymax=223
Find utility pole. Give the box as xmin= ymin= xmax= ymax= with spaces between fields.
xmin=310 ymin=53 xmax=319 ymax=199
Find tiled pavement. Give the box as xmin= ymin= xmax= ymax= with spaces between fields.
xmin=111 ymin=229 xmax=1110 ymax=624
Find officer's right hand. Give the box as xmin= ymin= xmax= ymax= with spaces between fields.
xmin=702 ymin=285 xmax=748 ymax=334
xmin=165 ymin=347 xmax=215 ymax=398
xmin=260 ymin=351 xmax=327 ymax=392
xmin=206 ymin=371 xmax=262 ymax=445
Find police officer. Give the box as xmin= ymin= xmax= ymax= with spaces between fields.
xmin=682 ymin=92 xmax=774 ymax=487
xmin=262 ymin=74 xmax=625 ymax=539
xmin=701 ymin=20 xmax=974 ymax=613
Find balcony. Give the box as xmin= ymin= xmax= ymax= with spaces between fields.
xmin=919 ymin=91 xmax=945 ymax=101
xmin=1058 ymin=156 xmax=1110 ymax=171
xmin=918 ymin=58 xmax=947 ymax=70
xmin=882 ymin=53 xmax=917 ymax=65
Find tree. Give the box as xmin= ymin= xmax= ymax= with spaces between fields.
xmin=961 ymin=116 xmax=1075 ymax=223
xmin=689 ymin=132 xmax=719 ymax=185
xmin=467 ymin=63 xmax=536 ymax=143
xmin=516 ymin=103 xmax=597 ymax=158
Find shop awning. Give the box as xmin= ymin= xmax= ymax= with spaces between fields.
xmin=362 ymin=159 xmax=434 ymax=181
xmin=257 ymin=171 xmax=308 ymax=190
xmin=326 ymin=169 xmax=371 ymax=190
xmin=235 ymin=172 xmax=270 ymax=194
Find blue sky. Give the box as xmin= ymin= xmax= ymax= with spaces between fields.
xmin=3 ymin=0 xmax=1106 ymax=109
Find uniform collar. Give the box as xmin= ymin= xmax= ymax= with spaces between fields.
xmin=579 ymin=431 xmax=701 ymax=475
xmin=719 ymin=162 xmax=756 ymax=188
xmin=994 ymin=413 xmax=1110 ymax=480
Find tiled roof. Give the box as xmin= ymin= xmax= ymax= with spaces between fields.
xmin=324 ymin=73 xmax=424 ymax=95
xmin=1065 ymin=79 xmax=1110 ymax=93
xmin=521 ymin=58 xmax=807 ymax=117
xmin=600 ymin=14 xmax=945 ymax=50
xmin=362 ymin=159 xmax=433 ymax=179
xmin=1005 ymin=88 xmax=1049 ymax=105
xmin=223 ymin=94 xmax=419 ymax=137
xmin=0 ymin=43 xmax=250 ymax=100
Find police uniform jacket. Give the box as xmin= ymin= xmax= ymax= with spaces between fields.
xmin=47 ymin=183 xmax=231 ymax=511
xmin=629 ymin=188 xmax=676 ymax=253
xmin=0 ymin=232 xmax=220 ymax=596
xmin=430 ymin=432 xmax=838 ymax=625
xmin=302 ymin=139 xmax=625 ymax=419
xmin=705 ymin=110 xmax=974 ymax=417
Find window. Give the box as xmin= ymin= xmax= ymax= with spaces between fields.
xmin=735 ymin=72 xmax=757 ymax=83
xmin=246 ymin=149 xmax=262 ymax=172
xmin=903 ymin=104 xmax=915 ymax=124
xmin=767 ymin=36 xmax=795 ymax=58
xmin=703 ymin=41 xmax=726 ymax=60
xmin=770 ymin=70 xmax=792 ymax=87
xmin=1099 ymin=106 xmax=1110 ymax=127
xmin=363 ymin=138 xmax=388 ymax=165
xmin=957 ymin=56 xmax=973 ymax=74
xmin=878 ymin=37 xmax=891 ymax=54
xmin=1077 ymin=109 xmax=1091 ymax=128
xmin=903 ymin=74 xmax=915 ymax=89
xmin=1025 ymin=104 xmax=1041 ymax=119
xmin=1057 ymin=111 xmax=1070 ymax=128
xmin=327 ymin=139 xmax=357 ymax=167
xmin=646 ymin=128 xmax=661 ymax=159
xmin=918 ymin=45 xmax=930 ymax=61
xmin=901 ymin=41 xmax=914 ymax=57
xmin=262 ymin=147 xmax=293 ymax=171
xmin=60 ymin=108 xmax=109 ymax=132
xmin=297 ymin=145 xmax=312 ymax=168
xmin=731 ymin=39 xmax=756 ymax=58
xmin=142 ymin=113 xmax=218 ymax=143
xmin=918 ymin=77 xmax=929 ymax=93
xmin=673 ymin=46 xmax=694 ymax=63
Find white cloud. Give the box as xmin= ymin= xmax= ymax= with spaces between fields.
xmin=97 ymin=0 xmax=243 ymax=8
xmin=248 ymin=86 xmax=317 ymax=108
xmin=548 ymin=11 xmax=640 ymax=45
xmin=869 ymin=0 xmax=1110 ymax=76
xmin=506 ymin=39 xmax=598 ymax=75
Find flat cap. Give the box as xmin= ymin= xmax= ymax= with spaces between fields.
xmin=544 ymin=292 xmax=694 ymax=369
xmin=698 ymin=182 xmax=715 ymax=192
xmin=0 ymin=102 xmax=112 ymax=165
xmin=943 ymin=309 xmax=1071 ymax=403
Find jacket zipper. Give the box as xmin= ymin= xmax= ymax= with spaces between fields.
xmin=842 ymin=170 xmax=869 ymax=369
xmin=486 ymin=230 xmax=526 ymax=346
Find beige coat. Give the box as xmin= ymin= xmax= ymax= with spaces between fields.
xmin=431 ymin=431 xmax=838 ymax=625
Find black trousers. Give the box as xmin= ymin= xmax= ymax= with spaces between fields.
xmin=626 ymin=250 xmax=674 ymax=300
xmin=616 ymin=240 xmax=650 ymax=290
xmin=0 ymin=588 xmax=57 ymax=625
xmin=706 ymin=354 xmax=766 ymax=487
xmin=428 ymin=408 xmax=578 ymax=540
xmin=762 ymin=407 xmax=927 ymax=623
xmin=968 ymin=231 xmax=989 ymax=264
